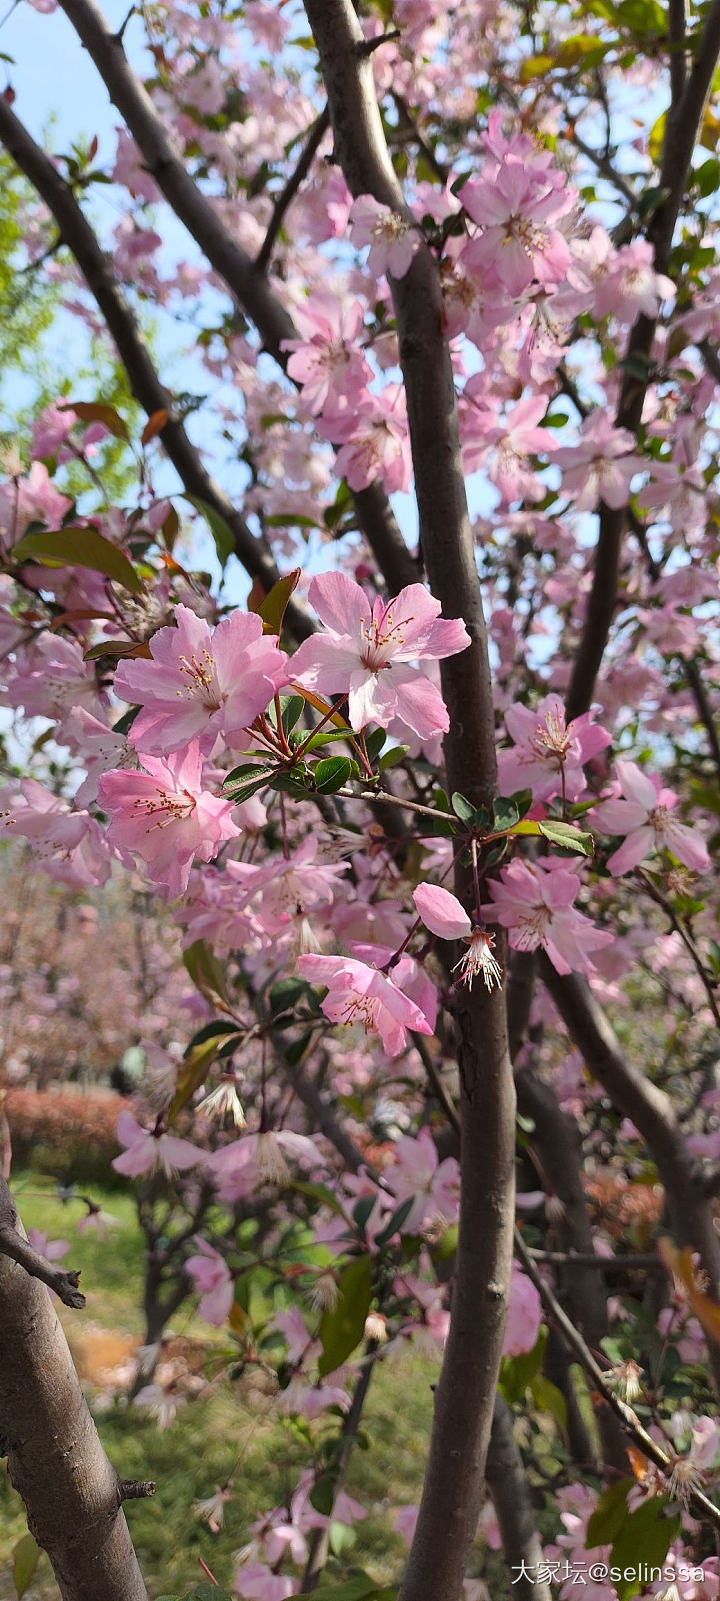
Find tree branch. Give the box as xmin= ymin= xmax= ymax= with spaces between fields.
xmin=0 ymin=1178 xmax=148 ymax=1601
xmin=566 ymin=0 xmax=720 ymax=718
xmin=256 ymin=107 xmax=330 ymax=274
xmin=0 ymin=1180 xmax=85 ymax=1307
xmin=542 ymin=963 xmax=720 ymax=1390
xmin=514 ymin=1227 xmax=720 ymax=1534
xmin=485 ymin=1395 xmax=552 ymax=1601
xmin=0 ymin=94 xmax=316 ymax=643
xmin=302 ymin=11 xmax=516 ymax=1601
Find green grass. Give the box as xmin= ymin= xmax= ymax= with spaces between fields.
xmin=0 ymin=1176 xmax=438 ymax=1600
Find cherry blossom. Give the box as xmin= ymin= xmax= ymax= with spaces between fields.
xmin=318 ymin=389 xmax=413 ymax=493
xmin=1 ymin=779 xmax=111 ymax=888
xmin=206 ymin=1129 xmax=325 ymax=1200
xmin=593 ymin=760 xmax=710 ymax=876
xmin=460 ymin=147 xmax=575 ymax=296
xmin=185 ymin=1238 xmax=234 ymax=1325
xmin=283 ymin=292 xmax=373 ymax=414
xmin=349 ymin=194 xmax=421 ymax=278
xmin=113 ymin=603 xmax=289 ymax=755
xmin=503 ymin=1265 xmax=542 ymax=1357
xmin=291 ymin=572 xmax=470 ymax=735
xmin=298 ymin=952 xmax=434 ymax=1056
xmin=99 ymin=741 xmax=239 ymax=896
xmin=382 ymin=1128 xmax=459 ymax=1230
xmin=554 ymin=412 xmax=641 ymax=511
xmin=497 ymin=694 xmax=611 ymax=803
xmin=482 ymin=859 xmax=614 ymax=975
xmin=112 ymin=1112 xmax=205 ymax=1178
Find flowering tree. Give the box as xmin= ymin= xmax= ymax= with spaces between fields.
xmin=0 ymin=0 xmax=720 ymax=1598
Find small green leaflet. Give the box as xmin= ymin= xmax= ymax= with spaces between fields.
xmin=318 ymin=1255 xmax=373 ymax=1376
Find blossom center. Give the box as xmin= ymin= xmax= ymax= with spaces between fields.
xmin=529 ymin=706 xmax=574 ymax=764
xmin=133 ymin=786 xmax=197 ymax=830
xmin=176 ymin=649 xmax=222 ymax=710
xmin=340 ymin=994 xmax=381 ymax=1033
xmin=359 ymin=606 xmax=409 ymax=671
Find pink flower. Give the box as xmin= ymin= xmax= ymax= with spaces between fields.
xmin=298 ymin=953 xmax=433 ymax=1057
xmin=460 ymin=157 xmax=574 ymax=296
xmin=497 ymin=694 xmax=611 ymax=803
xmin=206 ymin=1130 xmax=324 ymax=1201
xmin=0 ymin=460 xmax=71 ymax=547
xmin=27 ymin=1229 xmax=69 ymax=1262
xmin=482 ymin=858 xmax=614 ymax=975
xmin=112 ymin=1111 xmax=205 ymax=1178
xmin=99 ymin=741 xmax=240 ymax=897
xmin=113 ymin=604 xmax=288 ymax=755
xmin=283 ymin=292 xmax=373 ymax=414
xmin=593 ymin=759 xmax=710 ymax=876
xmin=234 ymin=1562 xmax=296 ymax=1601
xmin=593 ymin=239 xmax=674 ymax=323
xmin=503 ymin=1264 xmax=542 ymax=1356
xmin=554 ymin=412 xmax=641 ymax=511
xmin=383 ymin=1128 xmax=459 ymax=1231
xmin=349 ymin=194 xmax=420 ymax=278
xmin=319 ymin=389 xmax=412 ymax=493
xmin=291 ymin=572 xmax=470 ymax=736
xmin=185 ymin=1238 xmax=234 ymax=1325
xmin=1 ymin=778 xmax=111 ymax=888
xmin=413 ymin=882 xmax=471 ymax=939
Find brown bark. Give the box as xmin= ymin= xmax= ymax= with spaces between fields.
xmin=0 ymin=1178 xmax=148 ymax=1601
xmin=301 ymin=9 xmax=516 ymax=1601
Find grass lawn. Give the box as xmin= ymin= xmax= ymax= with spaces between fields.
xmin=0 ymin=1174 xmax=439 ymax=1600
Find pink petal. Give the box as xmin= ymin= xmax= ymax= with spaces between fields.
xmin=413 ymin=882 xmax=472 ymax=940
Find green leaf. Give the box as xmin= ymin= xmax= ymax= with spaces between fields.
xmin=364 ymin=727 xmax=387 ymax=762
xmin=695 ymin=156 xmax=720 ymax=197
xmin=611 ymin=1498 xmax=680 ymax=1601
xmin=499 ymin=1326 xmax=548 ymax=1403
xmin=12 ymin=526 xmax=143 ymax=595
xmin=13 ymin=1532 xmax=41 ymax=1599
xmin=304 ymin=728 xmax=355 ymax=750
xmin=537 ymin=818 xmax=594 ymax=856
xmin=290 ymin=1179 xmax=349 ymax=1220
xmin=170 ymin=1035 xmax=225 ymax=1118
xmin=183 ymin=939 xmax=231 ymax=1009
xmin=270 ymin=976 xmax=308 ymax=1016
xmin=586 ymin=1479 xmax=634 ymax=1547
xmin=310 ymin=1472 xmax=336 ymax=1515
xmin=314 ymin=756 xmax=353 ymax=793
xmin=186 ymin=1020 xmax=239 ymax=1050
xmin=492 ymin=797 xmax=520 ymax=832
xmin=451 ymin=792 xmax=476 ymax=823
xmin=329 ymin=1521 xmax=357 ymax=1556
xmin=112 ymin=705 xmax=140 ymax=736
xmin=281 ymin=695 xmax=305 ymax=734
xmin=323 ymin=478 xmax=352 ymax=530
xmin=222 ymin=762 xmax=276 ymax=802
xmin=185 ymin=494 xmax=235 ymax=567
xmin=373 ymin=1196 xmax=415 ymax=1248
xmin=379 ymin=744 xmax=409 ymax=771
xmin=509 ymin=788 xmax=534 ymax=819
xmin=249 ymin=568 xmax=301 ymax=635
xmin=318 ymin=1255 xmax=373 ymax=1376
xmin=529 ymin=1372 xmax=568 ymax=1431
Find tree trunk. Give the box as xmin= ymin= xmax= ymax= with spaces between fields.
xmin=0 ymin=1181 xmax=148 ymax=1601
